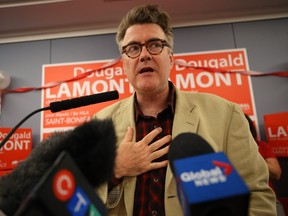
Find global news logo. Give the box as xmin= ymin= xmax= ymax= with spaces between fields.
xmin=180 ymin=160 xmax=232 ymax=187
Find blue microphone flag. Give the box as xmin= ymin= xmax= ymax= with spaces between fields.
xmin=173 ymin=152 xmax=250 ymax=215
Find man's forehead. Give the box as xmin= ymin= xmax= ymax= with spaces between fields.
xmin=122 ymin=24 xmax=165 ymax=44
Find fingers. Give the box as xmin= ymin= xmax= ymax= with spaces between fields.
xmin=124 ymin=127 xmax=170 ymax=149
xmin=150 ymin=144 xmax=170 ymax=161
xmin=150 ymin=134 xmax=172 ymax=152
xmin=138 ymin=127 xmax=171 ymax=159
xmin=149 ymin=160 xmax=169 ymax=171
xmin=116 ymin=126 xmax=171 ymax=176
xmin=141 ymin=127 xmax=163 ymax=145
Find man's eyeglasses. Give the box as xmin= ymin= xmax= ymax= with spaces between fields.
xmin=122 ymin=39 xmax=169 ymax=58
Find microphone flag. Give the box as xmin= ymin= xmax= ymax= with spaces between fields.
xmin=173 ymin=152 xmax=250 ymax=216
xmin=15 ymin=151 xmax=107 ymax=216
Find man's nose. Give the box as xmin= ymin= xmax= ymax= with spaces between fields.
xmin=139 ymin=46 xmax=152 ymax=61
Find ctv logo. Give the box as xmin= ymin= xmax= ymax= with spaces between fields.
xmin=180 ymin=160 xmax=232 ymax=187
xmin=53 ymin=169 xmax=101 ymax=216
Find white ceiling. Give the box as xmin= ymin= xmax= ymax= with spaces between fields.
xmin=0 ymin=0 xmax=288 ymax=43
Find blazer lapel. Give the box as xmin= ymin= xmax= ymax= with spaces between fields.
xmin=166 ymin=89 xmax=200 ymax=201
xmin=120 ymin=95 xmax=138 ymax=216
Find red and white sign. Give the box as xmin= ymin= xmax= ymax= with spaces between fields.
xmin=172 ymin=49 xmax=255 ymax=115
xmin=264 ymin=112 xmax=288 ymax=157
xmin=42 ymin=48 xmax=257 ymax=139
xmin=41 ymin=59 xmax=129 ymax=139
xmin=0 ymin=128 xmax=32 ymax=175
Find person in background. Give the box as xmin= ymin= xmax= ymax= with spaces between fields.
xmin=94 ymin=4 xmax=276 ymax=216
xmin=245 ymin=114 xmax=285 ymax=216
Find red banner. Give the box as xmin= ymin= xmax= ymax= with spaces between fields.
xmin=172 ymin=49 xmax=255 ymax=115
xmin=264 ymin=112 xmax=288 ymax=157
xmin=41 ymin=49 xmax=257 ymax=139
xmin=0 ymin=128 xmax=32 ymax=176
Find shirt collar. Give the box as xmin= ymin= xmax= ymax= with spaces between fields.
xmin=134 ymin=81 xmax=175 ymax=121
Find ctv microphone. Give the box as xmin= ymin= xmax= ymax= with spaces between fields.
xmin=0 ymin=118 xmax=116 ymax=216
xmin=0 ymin=90 xmax=119 ymax=148
xmin=168 ymin=133 xmax=250 ymax=216
xmin=15 ymin=151 xmax=108 ymax=216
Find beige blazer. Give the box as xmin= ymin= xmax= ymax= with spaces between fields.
xmin=94 ymin=87 xmax=276 ymax=216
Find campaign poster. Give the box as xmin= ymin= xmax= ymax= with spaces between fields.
xmin=0 ymin=128 xmax=32 ymax=176
xmin=264 ymin=112 xmax=288 ymax=157
xmin=41 ymin=60 xmax=130 ymax=139
xmin=41 ymin=48 xmax=256 ymax=139
xmin=172 ymin=49 xmax=255 ymax=115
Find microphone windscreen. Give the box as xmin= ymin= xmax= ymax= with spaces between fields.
xmin=168 ymin=133 xmax=214 ymax=173
xmin=0 ymin=118 xmax=116 ymax=215
xmin=61 ymin=118 xmax=116 ymax=186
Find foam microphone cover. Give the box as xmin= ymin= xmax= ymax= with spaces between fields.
xmin=0 ymin=118 xmax=116 ymax=215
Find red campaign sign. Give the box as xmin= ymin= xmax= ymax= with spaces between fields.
xmin=172 ymin=49 xmax=255 ymax=115
xmin=41 ymin=59 xmax=131 ymax=138
xmin=41 ymin=49 xmax=257 ymax=139
xmin=0 ymin=128 xmax=32 ymax=174
xmin=264 ymin=112 xmax=288 ymax=157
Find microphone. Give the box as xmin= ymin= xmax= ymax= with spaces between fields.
xmin=168 ymin=133 xmax=250 ymax=216
xmin=14 ymin=151 xmax=109 ymax=216
xmin=49 ymin=90 xmax=119 ymax=113
xmin=0 ymin=118 xmax=116 ymax=216
xmin=0 ymin=90 xmax=119 ymax=148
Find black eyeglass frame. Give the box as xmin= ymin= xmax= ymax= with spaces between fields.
xmin=121 ymin=39 xmax=170 ymax=58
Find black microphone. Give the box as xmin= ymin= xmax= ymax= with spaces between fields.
xmin=0 ymin=118 xmax=116 ymax=216
xmin=0 ymin=90 xmax=119 ymax=148
xmin=49 ymin=90 xmax=119 ymax=113
xmin=168 ymin=133 xmax=250 ymax=216
xmin=168 ymin=133 xmax=214 ymax=169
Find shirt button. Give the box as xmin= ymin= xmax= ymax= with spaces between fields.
xmin=153 ymin=178 xmax=159 ymax=182
xmin=153 ymin=125 xmax=158 ymax=129
xmin=152 ymin=210 xmax=157 ymax=216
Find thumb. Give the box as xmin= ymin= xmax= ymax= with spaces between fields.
xmin=123 ymin=127 xmax=134 ymax=143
